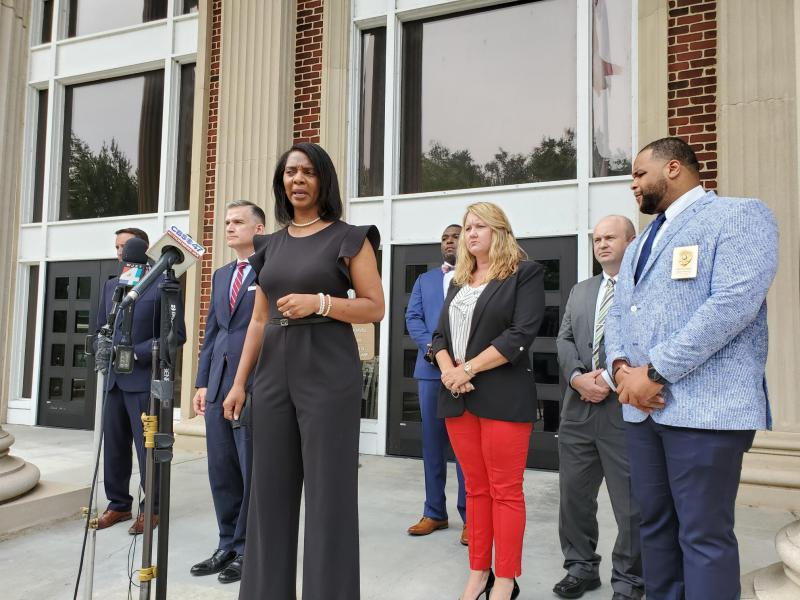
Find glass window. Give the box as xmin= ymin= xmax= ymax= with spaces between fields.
xmin=41 ymin=0 xmax=54 ymax=43
xmin=357 ymin=27 xmax=386 ymax=197
xmin=49 ymin=377 xmax=63 ymax=398
xmin=402 ymin=391 xmax=421 ymax=422
xmin=71 ymin=378 xmax=87 ymax=400
xmin=538 ymin=306 xmax=560 ymax=338
xmin=403 ymin=348 xmax=416 ymax=378
xmin=73 ymin=344 xmax=88 ymax=368
xmin=539 ymin=259 xmax=560 ymax=291
xmin=77 ymin=277 xmax=91 ymax=299
xmin=32 ymin=89 xmax=48 ymax=223
xmin=51 ymin=343 xmax=65 ymax=366
xmin=532 ymin=352 xmax=559 ymax=385
xmin=55 ymin=276 xmax=69 ymax=299
xmin=60 ymin=71 xmax=164 ymax=220
xmin=399 ymin=1 xmax=577 ymax=194
xmin=67 ymin=0 xmax=167 ymax=38
xmin=174 ymin=63 xmax=195 ymax=211
xmin=592 ymin=0 xmax=632 ymax=177
xmin=22 ymin=266 xmax=40 ymax=397
xmin=74 ymin=310 xmax=90 ymax=333
xmin=53 ymin=310 xmax=67 ymax=332
xmin=183 ymin=0 xmax=198 ymax=14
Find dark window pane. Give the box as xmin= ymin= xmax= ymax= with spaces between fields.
xmin=67 ymin=0 xmax=167 ymax=38
xmin=22 ymin=266 xmax=40 ymax=397
xmin=538 ymin=306 xmax=560 ymax=339
xmin=71 ymin=378 xmax=87 ymax=400
xmin=53 ymin=310 xmax=67 ymax=332
xmin=174 ymin=63 xmax=195 ymax=211
xmin=49 ymin=377 xmax=63 ymax=398
xmin=41 ymin=1 xmax=54 ymax=44
xmin=77 ymin=276 xmax=92 ymax=299
xmin=400 ymin=1 xmax=577 ymax=193
xmin=33 ymin=89 xmax=48 ymax=222
xmin=539 ymin=259 xmax=560 ymax=291
xmin=73 ymin=344 xmax=88 ymax=368
xmin=54 ymin=276 xmax=69 ymax=299
xmin=592 ymin=0 xmax=632 ymax=177
xmin=402 ymin=391 xmax=421 ymax=422
xmin=358 ymin=27 xmax=386 ymax=197
xmin=403 ymin=348 xmax=417 ymax=378
xmin=183 ymin=0 xmax=198 ymax=14
xmin=405 ymin=264 xmax=429 ymax=294
xmin=51 ymin=344 xmax=65 ymax=366
xmin=74 ymin=310 xmax=90 ymax=333
xmin=361 ymin=357 xmax=379 ymax=419
xmin=532 ymin=352 xmax=559 ymax=385
xmin=61 ymin=71 xmax=164 ymax=220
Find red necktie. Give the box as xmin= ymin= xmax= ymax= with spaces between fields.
xmin=230 ymin=262 xmax=247 ymax=312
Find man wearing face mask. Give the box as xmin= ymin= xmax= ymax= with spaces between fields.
xmin=605 ymin=137 xmax=779 ymax=600
xmin=405 ymin=224 xmax=468 ymax=545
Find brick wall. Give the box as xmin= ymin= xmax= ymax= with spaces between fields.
xmin=667 ymin=0 xmax=717 ymax=189
xmin=294 ymin=0 xmax=323 ymax=143
xmin=198 ymin=0 xmax=223 ymax=348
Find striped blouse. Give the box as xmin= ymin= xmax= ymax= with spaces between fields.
xmin=449 ymin=283 xmax=488 ymax=363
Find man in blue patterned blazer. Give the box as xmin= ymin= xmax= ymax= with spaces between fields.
xmin=605 ymin=137 xmax=779 ymax=600
xmin=191 ymin=200 xmax=265 ymax=584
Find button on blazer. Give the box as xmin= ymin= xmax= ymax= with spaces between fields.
xmin=430 ymin=260 xmax=545 ymax=422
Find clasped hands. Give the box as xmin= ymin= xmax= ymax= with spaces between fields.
xmin=571 ymin=369 xmax=611 ymax=403
xmin=441 ymin=360 xmax=474 ymax=396
xmin=614 ymin=362 xmax=666 ymax=414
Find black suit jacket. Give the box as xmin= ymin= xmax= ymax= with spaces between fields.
xmin=430 ymin=261 xmax=545 ymax=422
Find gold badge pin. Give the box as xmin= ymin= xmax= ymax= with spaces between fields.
xmin=672 ymin=245 xmax=699 ymax=279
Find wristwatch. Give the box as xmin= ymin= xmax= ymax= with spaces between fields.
xmin=647 ymin=363 xmax=668 ymax=385
xmin=463 ymin=361 xmax=474 ymax=378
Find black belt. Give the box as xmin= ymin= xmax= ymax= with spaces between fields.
xmin=269 ymin=316 xmax=334 ymax=327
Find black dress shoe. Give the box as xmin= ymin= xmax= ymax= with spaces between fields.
xmin=552 ymin=574 xmax=601 ymax=599
xmin=218 ymin=554 xmax=243 ymax=583
xmin=190 ymin=549 xmax=237 ymax=576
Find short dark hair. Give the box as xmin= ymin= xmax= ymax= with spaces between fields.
xmin=445 ymin=224 xmax=462 ymax=231
xmin=639 ymin=137 xmax=701 ymax=174
xmin=226 ymin=199 xmax=266 ymax=225
xmin=115 ymin=227 xmax=149 ymax=245
xmin=272 ymin=142 xmax=342 ymax=226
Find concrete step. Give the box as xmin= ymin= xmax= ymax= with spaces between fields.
xmin=0 ymin=479 xmax=89 ymax=538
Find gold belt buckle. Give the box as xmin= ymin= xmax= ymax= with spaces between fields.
xmin=280 ymin=318 xmax=289 ymax=327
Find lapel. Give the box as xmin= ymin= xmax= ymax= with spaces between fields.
xmin=467 ymin=277 xmax=503 ymax=342
xmin=218 ymin=262 xmax=236 ymax=328
xmin=231 ymin=267 xmax=256 ymax=317
xmin=584 ymin=274 xmax=604 ymax=336
xmin=637 ymin=191 xmax=716 ymax=284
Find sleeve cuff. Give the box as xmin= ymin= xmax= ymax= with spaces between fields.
xmin=601 ymin=369 xmax=617 ymax=392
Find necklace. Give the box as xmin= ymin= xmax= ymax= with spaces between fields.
xmin=290 ymin=216 xmax=322 ymax=227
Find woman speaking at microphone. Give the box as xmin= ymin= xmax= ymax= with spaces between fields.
xmin=432 ymin=202 xmax=544 ymax=600
xmin=223 ymin=142 xmax=384 ymax=599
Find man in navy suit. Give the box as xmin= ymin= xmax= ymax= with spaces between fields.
xmin=405 ymin=224 xmax=467 ymax=545
xmin=606 ymin=137 xmax=779 ymax=599
xmin=190 ymin=200 xmax=265 ymax=583
xmin=95 ymin=227 xmax=187 ymax=534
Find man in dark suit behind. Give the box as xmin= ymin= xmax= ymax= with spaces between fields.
xmin=554 ymin=215 xmax=643 ymax=600
xmin=190 ymin=200 xmax=265 ymax=584
xmin=95 ymin=227 xmax=187 ymax=535
xmin=404 ymin=224 xmax=467 ymax=544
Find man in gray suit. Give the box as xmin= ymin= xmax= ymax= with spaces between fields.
xmin=553 ymin=215 xmax=643 ymax=600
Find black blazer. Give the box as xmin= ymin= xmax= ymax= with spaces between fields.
xmin=430 ymin=261 xmax=545 ymax=422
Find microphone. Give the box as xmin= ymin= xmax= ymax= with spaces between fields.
xmin=114 ymin=237 xmax=151 ymax=374
xmin=118 ymin=226 xmax=204 ymax=312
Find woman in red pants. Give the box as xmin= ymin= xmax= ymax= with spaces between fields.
xmin=432 ymin=202 xmax=545 ymax=600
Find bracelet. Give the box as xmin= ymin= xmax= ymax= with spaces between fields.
xmin=316 ymin=292 xmax=325 ymax=315
xmin=322 ymin=294 xmax=332 ymax=317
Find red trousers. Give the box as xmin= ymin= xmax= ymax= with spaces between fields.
xmin=446 ymin=410 xmax=533 ymax=578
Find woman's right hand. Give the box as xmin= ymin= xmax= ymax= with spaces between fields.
xmin=223 ymin=385 xmax=246 ymax=421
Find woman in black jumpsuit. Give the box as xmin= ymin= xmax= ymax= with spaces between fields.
xmin=224 ymin=143 xmax=384 ymax=599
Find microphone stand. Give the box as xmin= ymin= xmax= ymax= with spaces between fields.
xmin=138 ymin=268 xmax=181 ymax=600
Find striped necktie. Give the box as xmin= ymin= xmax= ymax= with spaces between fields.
xmin=229 ymin=261 xmax=247 ymax=313
xmin=592 ymin=278 xmax=615 ymax=369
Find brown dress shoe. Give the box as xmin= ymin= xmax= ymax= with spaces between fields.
xmin=128 ymin=513 xmax=159 ymax=535
xmin=460 ymin=524 xmax=468 ymax=546
xmin=97 ymin=509 xmax=132 ymax=530
xmin=407 ymin=516 xmax=448 ymax=536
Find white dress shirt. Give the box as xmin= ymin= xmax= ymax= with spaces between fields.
xmin=443 ymin=267 xmax=455 ymax=297
xmin=228 ymin=259 xmax=252 ymax=299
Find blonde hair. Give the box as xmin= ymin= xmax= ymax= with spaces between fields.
xmin=452 ymin=202 xmax=527 ymax=286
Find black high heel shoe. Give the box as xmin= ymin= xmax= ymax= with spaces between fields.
xmin=487 ymin=577 xmax=519 ymax=600
xmin=511 ymin=578 xmax=520 ymax=600
xmin=458 ymin=569 xmax=495 ymax=600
